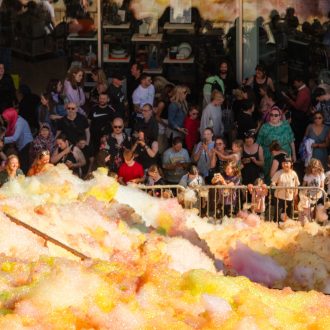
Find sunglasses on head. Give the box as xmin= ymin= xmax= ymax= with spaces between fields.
xmin=39 ymin=150 xmax=50 ymax=157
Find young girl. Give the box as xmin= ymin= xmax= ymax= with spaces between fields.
xmin=212 ymin=161 xmax=241 ymax=217
xmin=302 ymin=158 xmax=325 ymax=204
xmin=247 ymin=177 xmax=268 ymax=215
xmin=215 ymin=139 xmax=243 ymax=167
xmin=271 ymin=156 xmax=300 ymax=222
xmin=183 ymin=105 xmax=200 ymax=153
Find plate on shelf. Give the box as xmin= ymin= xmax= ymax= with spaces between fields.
xmin=110 ymin=52 xmax=128 ymax=58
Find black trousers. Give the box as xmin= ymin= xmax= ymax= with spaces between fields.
xmin=19 ymin=143 xmax=31 ymax=174
xmin=274 ymin=198 xmax=293 ymax=222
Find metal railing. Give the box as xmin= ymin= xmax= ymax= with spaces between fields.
xmin=136 ymin=184 xmax=328 ymax=224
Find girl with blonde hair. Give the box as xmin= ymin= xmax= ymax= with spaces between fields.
xmin=168 ymin=85 xmax=190 ymax=139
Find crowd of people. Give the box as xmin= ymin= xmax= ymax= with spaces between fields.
xmin=0 ymin=35 xmax=330 ymax=220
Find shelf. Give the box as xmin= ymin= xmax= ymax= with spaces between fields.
xmin=103 ymin=55 xmax=131 ymax=63
xmin=103 ymin=23 xmax=131 ymax=29
xmin=164 ymin=23 xmax=195 ymax=31
xmin=163 ymin=56 xmax=195 ymax=64
xmin=67 ymin=33 xmax=97 ymax=41
xmin=144 ymin=67 xmax=163 ymax=74
xmin=131 ymin=33 xmax=163 ymax=42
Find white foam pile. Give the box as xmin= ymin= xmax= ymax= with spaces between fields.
xmin=0 ymin=166 xmax=328 ymax=329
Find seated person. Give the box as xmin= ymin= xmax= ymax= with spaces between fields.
xmin=27 ymin=149 xmax=53 ymax=176
xmin=51 ymin=133 xmax=86 ymax=177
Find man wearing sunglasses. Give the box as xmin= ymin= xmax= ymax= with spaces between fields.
xmin=99 ymin=117 xmax=131 ymax=173
xmin=56 ymin=102 xmax=90 ymax=146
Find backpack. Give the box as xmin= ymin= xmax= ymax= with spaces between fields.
xmin=205 ymin=77 xmax=224 ymax=94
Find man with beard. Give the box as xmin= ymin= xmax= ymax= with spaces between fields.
xmin=88 ymin=93 xmax=115 ymax=150
xmin=218 ymin=59 xmax=238 ymax=97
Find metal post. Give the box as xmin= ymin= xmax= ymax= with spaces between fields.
xmin=97 ymin=0 xmax=102 ymax=67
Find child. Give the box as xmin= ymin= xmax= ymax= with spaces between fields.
xmin=117 ymin=150 xmax=144 ymax=185
xmin=247 ymin=177 xmax=268 ymax=215
xmin=212 ymin=161 xmax=241 ymax=217
xmin=299 ymin=158 xmax=325 ymax=223
xmin=271 ymin=156 xmax=300 ymax=222
xmin=214 ymin=139 xmax=243 ymax=167
xmin=324 ymin=156 xmax=330 ymax=198
xmin=183 ymin=105 xmax=200 ymax=153
xmin=302 ymin=158 xmax=325 ymax=204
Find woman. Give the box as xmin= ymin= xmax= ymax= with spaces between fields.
xmin=241 ymin=130 xmax=264 ymax=184
xmin=256 ymin=107 xmax=296 ymax=183
xmin=30 ymin=123 xmax=55 ymax=161
xmin=154 ymin=84 xmax=174 ymax=154
xmin=184 ymin=105 xmax=200 ymax=153
xmin=0 ymin=154 xmax=24 ymax=186
xmin=2 ymin=107 xmax=33 ymax=174
xmin=200 ymin=90 xmax=224 ymax=138
xmin=179 ymin=164 xmax=204 ymax=188
xmin=27 ymin=150 xmax=53 ymax=176
xmin=209 ymin=137 xmax=228 ymax=180
xmin=89 ymin=68 xmax=108 ymax=106
xmin=304 ymin=111 xmax=329 ymax=169
xmin=63 ymin=66 xmax=86 ymax=116
xmin=259 ymin=87 xmax=280 ymax=122
xmin=192 ymin=127 xmax=214 ymax=178
xmin=269 ymin=140 xmax=287 ymax=178
xmin=51 ymin=133 xmax=86 ymax=177
xmin=167 ymin=85 xmax=190 ymax=139
xmin=46 ymin=78 xmax=67 ymax=118
xmin=246 ymin=64 xmax=275 ymax=106
xmin=131 ymin=130 xmax=158 ymax=171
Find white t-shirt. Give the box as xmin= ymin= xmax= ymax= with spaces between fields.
xmin=132 ymin=84 xmax=155 ymax=108
xmin=41 ymin=0 xmax=55 ymax=19
xmin=324 ymin=171 xmax=330 ymax=195
xmin=271 ymin=169 xmax=300 ymax=201
xmin=303 ymin=173 xmax=325 ymax=200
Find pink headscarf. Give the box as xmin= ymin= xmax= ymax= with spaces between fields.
xmin=2 ymin=108 xmax=18 ymax=137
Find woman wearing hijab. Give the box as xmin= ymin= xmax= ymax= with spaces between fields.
xmin=2 ymin=107 xmax=33 ymax=174
xmin=30 ymin=123 xmax=55 ymax=161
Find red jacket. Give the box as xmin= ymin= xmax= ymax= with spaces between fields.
xmin=288 ymin=85 xmax=311 ymax=113
xmin=184 ymin=116 xmax=200 ymax=153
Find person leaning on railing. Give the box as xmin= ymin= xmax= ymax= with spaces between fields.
xmin=271 ymin=156 xmax=300 ymax=222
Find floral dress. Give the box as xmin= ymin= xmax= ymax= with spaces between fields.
xmin=256 ymin=121 xmax=294 ymax=183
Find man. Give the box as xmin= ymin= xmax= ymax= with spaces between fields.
xmin=203 ymin=64 xmax=225 ymax=107
xmin=0 ymin=62 xmax=15 ymax=112
xmin=132 ymin=73 xmax=155 ymax=119
xmin=76 ymin=134 xmax=94 ymax=179
xmin=200 ymin=90 xmax=225 ymax=137
xmin=162 ymin=137 xmax=190 ymax=184
xmin=128 ymin=62 xmax=143 ymax=99
xmin=236 ymin=99 xmax=258 ymax=139
xmin=107 ymin=73 xmax=127 ymax=120
xmin=57 ymin=102 xmax=90 ymax=145
xmin=133 ymin=103 xmax=158 ymax=142
xmin=100 ymin=117 xmax=131 ymax=173
xmin=218 ymin=59 xmax=238 ymax=97
xmin=282 ymin=76 xmax=311 ymax=149
xmin=89 ymin=93 xmax=116 ymax=150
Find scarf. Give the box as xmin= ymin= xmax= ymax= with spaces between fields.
xmin=2 ymin=108 xmax=18 ymax=137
